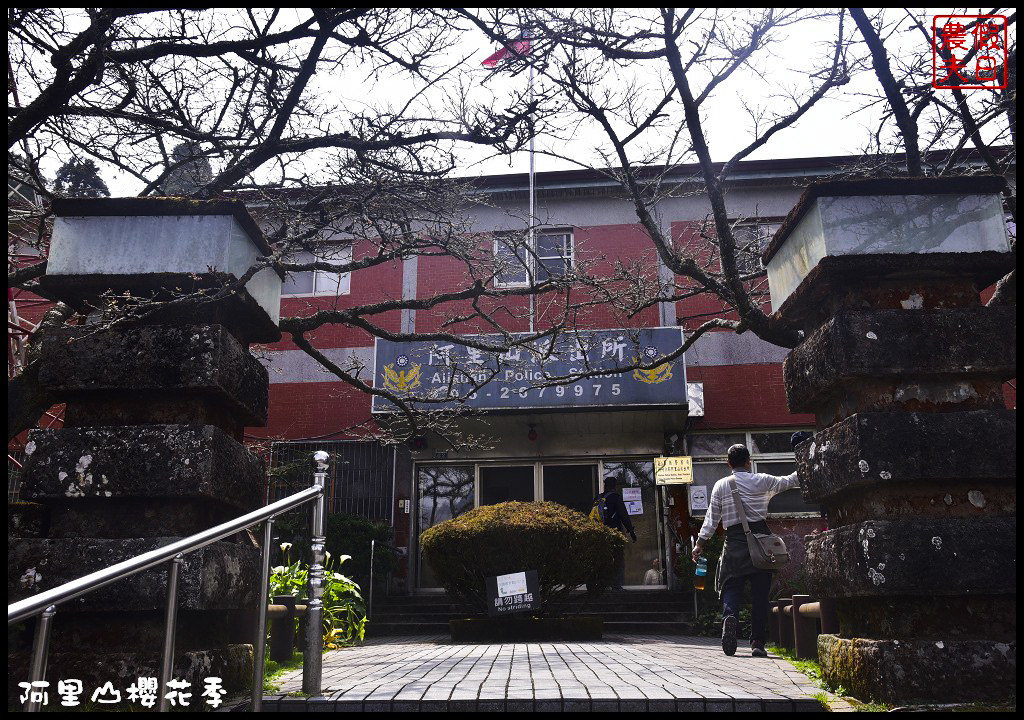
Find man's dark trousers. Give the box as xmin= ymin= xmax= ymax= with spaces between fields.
xmin=721 ymin=570 xmax=772 ymax=645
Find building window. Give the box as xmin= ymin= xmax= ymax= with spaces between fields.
xmin=536 ymin=231 xmax=573 ymax=280
xmin=494 ymin=229 xmax=573 ymax=286
xmin=281 ymin=245 xmax=352 ymax=297
xmin=731 ymin=221 xmax=780 ymax=275
xmin=494 ymin=234 xmax=530 ymax=287
xmin=688 ymin=429 xmax=819 ymax=518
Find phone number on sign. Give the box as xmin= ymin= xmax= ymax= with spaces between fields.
xmin=470 ymin=383 xmax=623 ymax=400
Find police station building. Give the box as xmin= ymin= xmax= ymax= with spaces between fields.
xmin=253 ymin=156 xmax=867 ymax=593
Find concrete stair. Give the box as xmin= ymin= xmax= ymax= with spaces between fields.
xmin=366 ymin=590 xmax=694 ymax=637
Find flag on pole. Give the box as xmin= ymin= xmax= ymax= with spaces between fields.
xmin=481 ymin=33 xmax=531 ymax=67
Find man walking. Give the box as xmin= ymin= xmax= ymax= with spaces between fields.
xmin=692 ymin=443 xmax=799 ymax=657
xmin=596 ymin=477 xmax=637 ymax=591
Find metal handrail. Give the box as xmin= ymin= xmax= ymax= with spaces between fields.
xmin=8 ymin=451 xmax=330 ymax=712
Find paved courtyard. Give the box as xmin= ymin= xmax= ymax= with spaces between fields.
xmin=262 ymin=634 xmax=840 ymax=711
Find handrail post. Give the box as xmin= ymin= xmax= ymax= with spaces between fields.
xmin=791 ymin=594 xmax=817 ymax=660
xmin=778 ymin=598 xmax=794 ymax=650
xmin=25 ymin=604 xmax=56 ymax=712
xmin=251 ymin=519 xmax=274 ymax=711
xmin=369 ymin=539 xmax=375 ymax=622
xmin=303 ymin=451 xmax=328 ymax=695
xmin=768 ymin=601 xmax=779 ymax=645
xmin=819 ymin=596 xmax=840 ymax=635
xmin=158 ymin=554 xmax=184 ymax=713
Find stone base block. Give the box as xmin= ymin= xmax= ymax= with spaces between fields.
xmin=817 ymin=634 xmax=1015 ymax=704
xmin=38 ymin=324 xmax=268 ymax=427
xmin=8 ymin=502 xmax=47 ymax=539
xmin=41 ymin=498 xmax=259 ymax=539
xmin=831 ymin=596 xmax=1015 ymax=640
xmin=784 ymin=307 xmax=1015 ymax=417
xmin=770 ymin=250 xmax=1014 ymax=330
xmin=796 ymin=409 xmax=1016 ymax=505
xmin=9 ymin=609 xmax=258 ymax=653
xmin=8 ymin=643 xmax=254 ymax=704
xmin=21 ymin=424 xmax=263 ymax=515
xmin=804 ymin=517 xmax=1016 ymax=598
xmin=9 ymin=538 xmax=260 ymax=611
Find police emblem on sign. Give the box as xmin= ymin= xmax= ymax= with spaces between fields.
xmin=633 ymin=346 xmax=672 ymax=384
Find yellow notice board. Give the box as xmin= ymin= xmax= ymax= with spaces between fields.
xmin=654 ymin=455 xmax=693 ymax=485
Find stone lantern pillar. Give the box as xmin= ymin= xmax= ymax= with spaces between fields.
xmin=9 ymin=198 xmax=283 ymax=695
xmin=762 ymin=176 xmax=1016 ymax=704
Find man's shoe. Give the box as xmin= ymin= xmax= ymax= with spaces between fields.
xmin=751 ymin=642 xmax=767 ymax=658
xmin=721 ymin=615 xmax=737 ymax=656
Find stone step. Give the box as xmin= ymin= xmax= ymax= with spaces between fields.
xmin=376 ymin=591 xmax=687 ymax=604
xmin=364 ymin=620 xmax=694 ymax=637
xmin=370 ymin=613 xmax=692 ymax=627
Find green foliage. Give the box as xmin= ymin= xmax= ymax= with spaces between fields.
xmin=694 ymin=607 xmax=752 ymax=639
xmin=263 ymin=649 xmax=304 ymax=693
xmin=268 ymin=544 xmax=366 ymax=650
xmin=269 ymin=542 xmax=306 ymax=597
xmin=322 ymin=556 xmax=367 ymax=649
xmin=420 ymin=501 xmax=626 ymax=614
xmin=674 ymin=532 xmax=725 ymax=594
xmin=813 ymin=691 xmax=831 ymax=710
xmin=274 ymin=511 xmax=397 ymax=592
xmin=768 ymin=642 xmax=862 ymax=704
xmin=323 ymin=513 xmax=398 ymax=591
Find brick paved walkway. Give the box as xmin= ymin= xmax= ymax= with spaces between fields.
xmin=262 ymin=634 xmax=836 ymax=711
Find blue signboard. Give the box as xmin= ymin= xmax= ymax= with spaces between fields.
xmin=371 ymin=328 xmax=687 ymax=413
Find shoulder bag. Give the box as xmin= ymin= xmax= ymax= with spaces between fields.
xmin=728 ymin=476 xmax=790 ymax=571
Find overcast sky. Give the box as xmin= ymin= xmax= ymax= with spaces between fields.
xmin=70 ymin=8 xmax=1007 ymax=195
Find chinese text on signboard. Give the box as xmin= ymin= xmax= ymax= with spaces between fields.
xmin=654 ymin=456 xmax=693 ymax=485
xmin=372 ymin=328 xmax=687 ymax=413
xmin=486 ymin=570 xmax=541 ymax=616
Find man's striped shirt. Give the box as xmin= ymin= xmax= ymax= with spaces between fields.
xmin=697 ymin=469 xmax=800 ymax=542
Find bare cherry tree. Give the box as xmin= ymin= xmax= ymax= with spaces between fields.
xmin=462 ymin=8 xmax=1015 ymax=345
xmin=846 ymin=8 xmax=1015 ymax=305
xmin=6 ymin=8 xmax=633 ymax=445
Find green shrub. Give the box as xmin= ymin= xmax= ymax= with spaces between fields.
xmin=274 ymin=511 xmax=398 ymax=592
xmin=420 ymin=501 xmax=625 ymax=614
xmin=323 ymin=513 xmax=398 ymax=590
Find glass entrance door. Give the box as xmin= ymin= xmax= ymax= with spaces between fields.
xmin=479 ymin=465 xmax=534 ymax=505
xmin=416 ymin=465 xmax=474 ymax=589
xmin=603 ymin=460 xmax=665 ymax=587
xmin=542 ymin=464 xmax=597 ymax=514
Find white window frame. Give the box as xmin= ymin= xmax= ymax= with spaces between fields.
xmin=493 ymin=234 xmax=531 ymax=288
xmin=688 ymin=428 xmax=818 ymax=519
xmin=535 ymin=230 xmax=574 ymax=281
xmin=731 ymin=219 xmax=782 ymax=275
xmin=280 ymin=244 xmax=352 ymax=297
xmin=493 ymin=228 xmax=574 ymax=288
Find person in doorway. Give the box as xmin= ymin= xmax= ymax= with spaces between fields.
xmin=596 ymin=477 xmax=637 ymax=591
xmin=643 ymin=558 xmax=663 ymax=586
xmin=692 ymin=443 xmax=799 ymax=658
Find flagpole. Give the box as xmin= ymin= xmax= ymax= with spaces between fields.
xmin=527 ymin=55 xmax=536 ymax=334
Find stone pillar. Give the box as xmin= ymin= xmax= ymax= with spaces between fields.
xmin=762 ymin=176 xmax=1016 ymax=704
xmin=8 ymin=198 xmax=283 ymax=697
